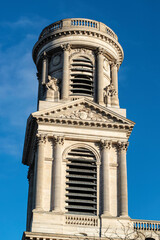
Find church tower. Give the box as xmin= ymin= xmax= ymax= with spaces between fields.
xmin=22 ymin=18 xmax=136 ymax=240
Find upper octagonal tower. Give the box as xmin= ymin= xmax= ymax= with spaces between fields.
xmin=33 ymin=18 xmax=124 ymax=110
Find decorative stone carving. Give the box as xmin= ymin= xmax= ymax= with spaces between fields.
xmin=61 ymin=43 xmax=71 ymax=51
xmin=36 ymin=134 xmax=47 ymax=145
xmin=96 ymin=47 xmax=105 ymax=56
xmin=46 ymin=76 xmax=59 ymax=91
xmin=65 ymin=215 xmax=98 ymax=226
xmin=59 ymin=108 xmax=113 ymax=122
xmin=100 ymin=140 xmax=112 ymax=150
xmin=117 ymin=141 xmax=129 ymax=151
xmin=44 ymin=75 xmax=59 ymax=101
xmin=42 ymin=51 xmax=48 ymax=60
xmin=69 ymin=48 xmax=95 ymax=61
xmin=104 ymin=83 xmax=116 ymax=97
xmin=53 ymin=136 xmax=65 ymax=145
xmin=104 ymin=83 xmax=119 ymax=107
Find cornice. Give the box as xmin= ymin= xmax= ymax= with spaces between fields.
xmin=32 ymin=28 xmax=124 ymax=65
xmin=34 ymin=116 xmax=133 ymax=137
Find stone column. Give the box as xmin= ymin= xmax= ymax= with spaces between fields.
xmin=51 ymin=136 xmax=64 ymax=212
xmin=97 ymin=48 xmax=104 ymax=105
xmin=41 ymin=51 xmax=48 ymax=84
xmin=111 ymin=62 xmax=119 ymax=106
xmin=35 ymin=134 xmax=46 ymax=210
xmin=118 ymin=141 xmax=129 ymax=217
xmin=100 ymin=140 xmax=112 ymax=216
xmin=61 ymin=44 xmax=70 ymax=100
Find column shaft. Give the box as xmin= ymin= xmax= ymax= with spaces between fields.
xmin=42 ymin=52 xmax=48 ymax=84
xmin=51 ymin=136 xmax=64 ymax=212
xmin=35 ymin=135 xmax=46 ymax=210
xmin=111 ymin=63 xmax=119 ymax=106
xmin=97 ymin=49 xmax=104 ymax=105
xmin=101 ymin=140 xmax=111 ymax=216
xmin=62 ymin=44 xmax=70 ymax=100
xmin=118 ymin=142 xmax=128 ymax=217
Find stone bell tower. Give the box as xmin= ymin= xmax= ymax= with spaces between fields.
xmin=22 ymin=18 xmax=135 ymax=240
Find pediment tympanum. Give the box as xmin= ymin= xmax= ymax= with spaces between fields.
xmin=32 ymin=98 xmax=135 ymax=131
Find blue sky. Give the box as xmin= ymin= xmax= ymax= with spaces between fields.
xmin=0 ymin=0 xmax=160 ymax=239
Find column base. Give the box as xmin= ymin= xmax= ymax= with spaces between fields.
xmin=101 ymin=211 xmax=112 ymax=217
xmin=119 ymin=214 xmax=130 ymax=219
xmin=33 ymin=207 xmax=43 ymax=212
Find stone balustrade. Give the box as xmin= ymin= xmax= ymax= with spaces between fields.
xmin=39 ymin=18 xmax=118 ymax=40
xmin=132 ymin=219 xmax=160 ymax=231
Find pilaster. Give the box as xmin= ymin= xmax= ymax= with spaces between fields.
xmin=34 ymin=134 xmax=47 ymax=210
xmin=41 ymin=52 xmax=48 ymax=85
xmin=61 ymin=44 xmax=70 ymax=100
xmin=96 ymin=47 xmax=104 ymax=105
xmin=100 ymin=140 xmax=112 ymax=216
xmin=118 ymin=141 xmax=129 ymax=217
xmin=111 ymin=62 xmax=119 ymax=107
xmin=51 ymin=136 xmax=64 ymax=212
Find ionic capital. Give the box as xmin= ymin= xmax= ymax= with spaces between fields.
xmin=41 ymin=51 xmax=48 ymax=60
xmin=36 ymin=134 xmax=47 ymax=145
xmin=96 ymin=47 xmax=105 ymax=56
xmin=61 ymin=43 xmax=71 ymax=52
xmin=117 ymin=141 xmax=129 ymax=151
xmin=53 ymin=136 xmax=65 ymax=145
xmin=100 ymin=140 xmax=112 ymax=150
xmin=110 ymin=60 xmax=120 ymax=69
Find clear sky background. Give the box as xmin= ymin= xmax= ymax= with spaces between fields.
xmin=0 ymin=0 xmax=160 ymax=239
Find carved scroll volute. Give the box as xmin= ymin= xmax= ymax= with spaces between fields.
xmin=117 ymin=141 xmax=129 ymax=151
xmin=36 ymin=134 xmax=47 ymax=146
xmin=53 ymin=136 xmax=65 ymax=146
xmin=100 ymin=140 xmax=112 ymax=150
xmin=61 ymin=43 xmax=71 ymax=52
xmin=96 ymin=47 xmax=105 ymax=56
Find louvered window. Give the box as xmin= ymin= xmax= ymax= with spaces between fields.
xmin=70 ymin=56 xmax=94 ymax=97
xmin=65 ymin=147 xmax=97 ymax=216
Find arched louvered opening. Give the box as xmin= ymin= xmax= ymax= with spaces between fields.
xmin=65 ymin=147 xmax=97 ymax=216
xmin=70 ymin=56 xmax=94 ymax=97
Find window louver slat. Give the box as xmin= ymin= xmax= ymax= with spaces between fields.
xmin=70 ymin=57 xmax=94 ymax=97
xmin=65 ymin=147 xmax=97 ymax=216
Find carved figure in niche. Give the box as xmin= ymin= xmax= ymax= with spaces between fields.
xmin=45 ymin=75 xmax=59 ymax=101
xmin=104 ymin=83 xmax=117 ymax=107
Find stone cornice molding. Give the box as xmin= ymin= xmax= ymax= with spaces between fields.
xmin=32 ymin=98 xmax=135 ymax=137
xmin=117 ymin=141 xmax=129 ymax=151
xmin=100 ymin=139 xmax=112 ymax=150
xmin=32 ymin=29 xmax=124 ymax=65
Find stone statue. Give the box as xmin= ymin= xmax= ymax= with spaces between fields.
xmin=45 ymin=75 xmax=59 ymax=101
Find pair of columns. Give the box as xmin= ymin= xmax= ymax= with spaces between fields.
xmin=40 ymin=46 xmax=119 ymax=105
xmin=40 ymin=45 xmax=70 ymax=101
xmin=97 ymin=48 xmax=119 ymax=106
xmin=34 ymin=135 xmax=128 ymax=217
xmin=100 ymin=140 xmax=128 ymax=217
xmin=35 ymin=134 xmax=64 ymax=212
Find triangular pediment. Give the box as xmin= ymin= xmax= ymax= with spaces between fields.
xmin=32 ymin=98 xmax=135 ymax=127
